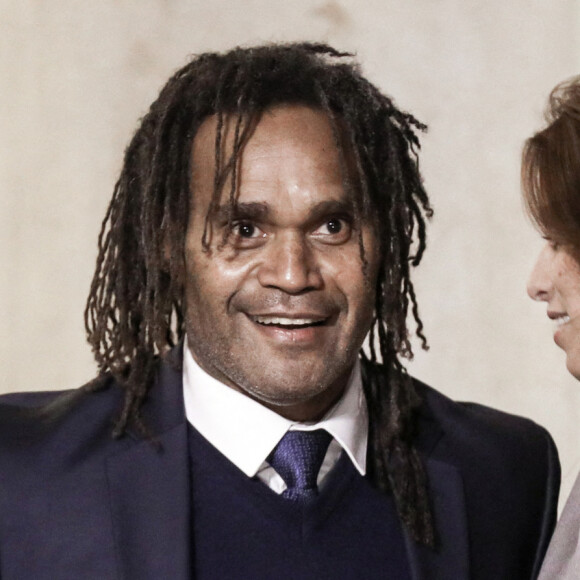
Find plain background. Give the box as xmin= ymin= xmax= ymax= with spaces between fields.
xmin=2 ymin=0 xmax=579 ymax=507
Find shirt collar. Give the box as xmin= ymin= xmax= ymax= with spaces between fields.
xmin=182 ymin=336 xmax=368 ymax=478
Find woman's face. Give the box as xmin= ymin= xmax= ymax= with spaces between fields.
xmin=528 ymin=241 xmax=580 ymax=379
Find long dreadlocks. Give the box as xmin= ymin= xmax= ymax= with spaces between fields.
xmin=85 ymin=42 xmax=435 ymax=545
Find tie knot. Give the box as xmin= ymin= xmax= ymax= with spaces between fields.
xmin=267 ymin=429 xmax=332 ymax=501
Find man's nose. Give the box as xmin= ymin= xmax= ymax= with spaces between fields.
xmin=527 ymin=243 xmax=553 ymax=302
xmin=257 ymin=233 xmax=323 ymax=294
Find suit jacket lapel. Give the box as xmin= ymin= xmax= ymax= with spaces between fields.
xmin=106 ymin=351 xmax=191 ymax=580
xmin=405 ymin=457 xmax=470 ymax=580
xmin=361 ymin=363 xmax=470 ymax=579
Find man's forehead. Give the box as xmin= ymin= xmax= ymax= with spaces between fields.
xmin=191 ymin=104 xmax=341 ymax=156
xmin=190 ymin=105 xmax=359 ymax=192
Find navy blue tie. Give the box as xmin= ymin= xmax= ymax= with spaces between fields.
xmin=267 ymin=429 xmax=332 ymax=501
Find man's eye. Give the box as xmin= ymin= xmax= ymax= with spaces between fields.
xmin=313 ymin=217 xmax=351 ymax=239
xmin=231 ymin=222 xmax=265 ymax=241
xmin=325 ymin=218 xmax=343 ymax=234
xmin=236 ymin=223 xmax=256 ymax=238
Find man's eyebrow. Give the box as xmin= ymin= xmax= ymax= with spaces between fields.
xmin=211 ymin=199 xmax=355 ymax=224
xmin=212 ymin=202 xmax=270 ymax=223
xmin=307 ymin=199 xmax=355 ymax=222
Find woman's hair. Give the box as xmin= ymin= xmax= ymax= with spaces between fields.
xmin=522 ymin=76 xmax=580 ymax=247
xmin=85 ymin=42 xmax=435 ymax=545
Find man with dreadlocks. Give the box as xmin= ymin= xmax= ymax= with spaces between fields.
xmin=0 ymin=43 xmax=558 ymax=579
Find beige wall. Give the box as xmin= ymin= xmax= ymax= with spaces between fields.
xmin=2 ymin=0 xmax=579 ymax=505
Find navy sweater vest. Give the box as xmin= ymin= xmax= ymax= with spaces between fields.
xmin=188 ymin=426 xmax=412 ymax=580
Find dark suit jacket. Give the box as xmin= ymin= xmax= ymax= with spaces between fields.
xmin=0 ymin=357 xmax=559 ymax=579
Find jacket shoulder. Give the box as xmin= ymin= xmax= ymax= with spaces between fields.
xmin=412 ymin=376 xmax=559 ymax=519
xmin=362 ymin=360 xmax=554 ymax=449
xmin=0 ymin=389 xmax=74 ymax=407
xmin=414 ymin=377 xmax=555 ymax=453
xmin=0 ymin=376 xmax=123 ymax=444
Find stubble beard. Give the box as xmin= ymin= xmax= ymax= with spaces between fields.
xmin=184 ymin=318 xmax=360 ymax=411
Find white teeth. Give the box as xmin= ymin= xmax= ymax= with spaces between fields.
xmin=253 ymin=316 xmax=322 ymax=326
xmin=556 ymin=315 xmax=571 ymax=326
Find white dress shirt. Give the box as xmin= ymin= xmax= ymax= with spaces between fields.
xmin=182 ymin=337 xmax=368 ymax=493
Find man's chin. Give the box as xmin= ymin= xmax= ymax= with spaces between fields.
xmin=234 ymin=371 xmax=349 ymax=421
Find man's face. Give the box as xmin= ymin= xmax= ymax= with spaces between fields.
xmin=184 ymin=105 xmax=379 ymax=421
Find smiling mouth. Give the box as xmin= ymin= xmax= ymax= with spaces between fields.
xmin=555 ymin=315 xmax=571 ymax=327
xmin=250 ymin=315 xmax=327 ymax=329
